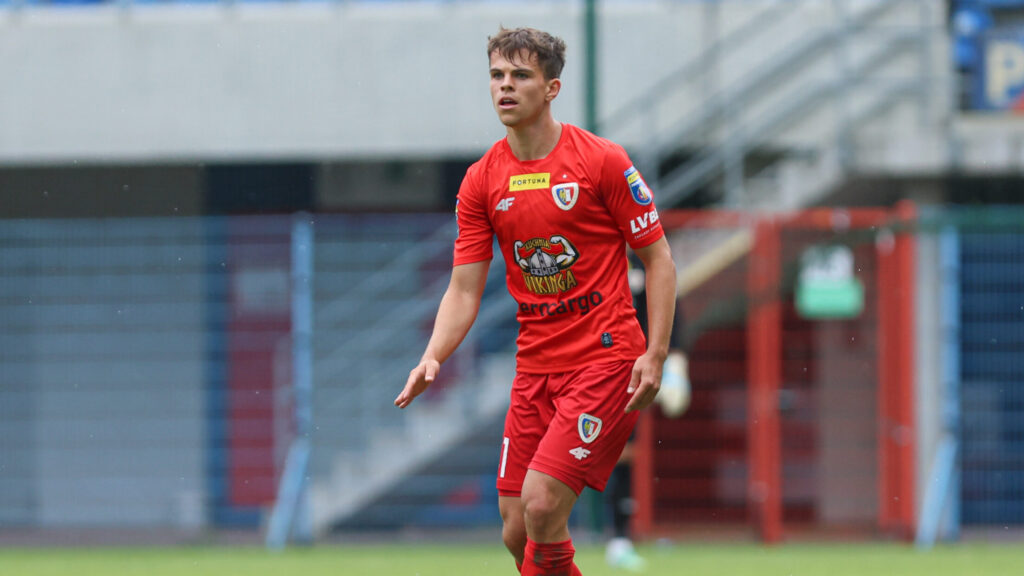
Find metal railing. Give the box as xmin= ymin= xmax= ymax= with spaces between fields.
xmin=602 ymin=0 xmax=946 ymax=209
xmin=0 ymin=213 xmax=517 ymax=532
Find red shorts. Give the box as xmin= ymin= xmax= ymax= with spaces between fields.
xmin=496 ymin=359 xmax=639 ymax=497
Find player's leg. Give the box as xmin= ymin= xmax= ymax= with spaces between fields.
xmin=521 ymin=468 xmax=577 ymax=542
xmin=499 ymin=495 xmax=527 ymax=568
xmin=520 ymin=360 xmax=640 ymax=576
xmin=519 ymin=469 xmax=582 ymax=576
xmin=497 ymin=372 xmax=554 ymax=571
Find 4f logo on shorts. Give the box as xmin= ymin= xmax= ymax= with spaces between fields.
xmin=577 ymin=413 xmax=603 ymax=444
xmin=569 ymin=447 xmax=591 ymax=461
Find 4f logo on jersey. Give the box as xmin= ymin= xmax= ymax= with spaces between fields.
xmin=496 ymin=197 xmax=515 ymax=212
xmin=513 ymin=235 xmax=580 ymax=295
xmin=551 ymin=182 xmax=579 ymax=211
xmin=630 ymin=209 xmax=660 ymax=234
xmin=577 ymin=413 xmax=603 ymax=444
xmin=624 ymin=166 xmax=653 ymax=205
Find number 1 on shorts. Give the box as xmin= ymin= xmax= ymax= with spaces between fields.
xmin=500 ymin=436 xmax=510 ymax=478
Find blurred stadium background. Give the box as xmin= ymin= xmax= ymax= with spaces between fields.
xmin=1 ymin=0 xmax=1023 ymax=564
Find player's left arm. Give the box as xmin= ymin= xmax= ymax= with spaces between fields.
xmin=625 ymin=236 xmax=677 ymax=413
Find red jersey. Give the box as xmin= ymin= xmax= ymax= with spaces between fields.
xmin=454 ymin=123 xmax=664 ymax=373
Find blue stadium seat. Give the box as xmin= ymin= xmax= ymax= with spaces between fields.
xmin=959 ymin=227 xmax=1024 ymax=526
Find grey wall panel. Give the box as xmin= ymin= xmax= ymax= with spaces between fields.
xmin=0 ymin=2 xmax=738 ymax=163
xmin=0 ymin=218 xmax=209 ymax=527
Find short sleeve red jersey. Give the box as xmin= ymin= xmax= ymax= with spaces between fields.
xmin=454 ymin=124 xmax=664 ymax=374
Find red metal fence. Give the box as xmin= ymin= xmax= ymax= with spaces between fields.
xmin=634 ymin=204 xmax=916 ymax=542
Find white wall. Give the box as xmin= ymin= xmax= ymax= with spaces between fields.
xmin=0 ymin=0 xmax=860 ymax=165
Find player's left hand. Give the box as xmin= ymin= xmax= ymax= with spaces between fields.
xmin=395 ymin=358 xmax=440 ymax=409
xmin=625 ymin=350 xmax=665 ymax=413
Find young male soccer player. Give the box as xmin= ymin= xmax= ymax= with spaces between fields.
xmin=395 ymin=27 xmax=676 ymax=575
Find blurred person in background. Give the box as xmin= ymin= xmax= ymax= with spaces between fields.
xmin=950 ymin=0 xmax=993 ymax=108
xmin=603 ymin=441 xmax=647 ymax=572
xmin=395 ymin=26 xmax=676 ymax=576
xmin=602 ymin=260 xmax=691 ymax=572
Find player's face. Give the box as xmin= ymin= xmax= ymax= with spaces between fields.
xmin=489 ymin=50 xmax=560 ymax=128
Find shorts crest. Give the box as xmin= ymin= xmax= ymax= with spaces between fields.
xmin=577 ymin=413 xmax=603 ymax=444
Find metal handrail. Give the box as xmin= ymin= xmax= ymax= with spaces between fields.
xmin=606 ymin=0 xmax=896 ymax=152
xmin=313 ymin=219 xmax=457 ymax=329
xmin=599 ymin=0 xmax=795 ymax=136
xmin=612 ymin=0 xmax=934 ymax=208
xmin=314 ymin=264 xmax=496 ymax=377
xmin=656 ymin=30 xmax=927 ymax=208
xmin=311 ymin=254 xmax=516 ymax=422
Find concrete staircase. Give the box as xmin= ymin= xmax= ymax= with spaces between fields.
xmin=305 ymin=215 xmax=517 ymax=533
xmin=603 ymin=0 xmax=952 ymax=212
xmin=310 ymin=354 xmax=513 ymax=533
xmin=304 ymin=0 xmax=956 ymax=536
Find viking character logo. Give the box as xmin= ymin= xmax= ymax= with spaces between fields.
xmin=513 ymin=235 xmax=580 ymax=295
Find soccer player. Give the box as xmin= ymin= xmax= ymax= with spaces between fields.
xmin=395 ymin=27 xmax=676 ymax=575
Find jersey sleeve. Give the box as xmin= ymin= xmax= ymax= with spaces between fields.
xmin=452 ymin=165 xmax=494 ymax=266
xmin=599 ymin=144 xmax=665 ymax=249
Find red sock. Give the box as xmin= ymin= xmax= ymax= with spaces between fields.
xmin=520 ymin=538 xmax=582 ymax=576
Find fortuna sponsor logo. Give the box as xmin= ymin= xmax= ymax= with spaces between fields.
xmin=630 ymin=209 xmax=660 ymax=234
xmin=569 ymin=447 xmax=591 ymax=461
xmin=519 ymin=290 xmax=603 ymax=318
xmin=578 ymin=413 xmax=603 ymax=444
xmin=496 ymin=197 xmax=515 ymax=212
xmin=509 ymin=173 xmax=550 ymax=192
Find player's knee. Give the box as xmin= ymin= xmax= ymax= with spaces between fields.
xmin=502 ymin=521 xmax=526 ymax=559
xmin=499 ymin=498 xmax=527 ymax=558
xmin=522 ymin=490 xmax=563 ymax=531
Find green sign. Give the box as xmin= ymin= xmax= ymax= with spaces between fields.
xmin=795 ymin=245 xmax=864 ymax=319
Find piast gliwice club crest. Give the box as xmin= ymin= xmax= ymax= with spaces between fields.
xmin=551 ymin=182 xmax=579 ymax=211
xmin=577 ymin=413 xmax=602 ymax=444
xmin=512 ymin=234 xmax=580 ymax=295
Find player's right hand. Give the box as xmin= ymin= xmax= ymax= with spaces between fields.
xmin=395 ymin=359 xmax=440 ymax=409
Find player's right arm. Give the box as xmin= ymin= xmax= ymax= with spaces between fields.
xmin=395 ymin=259 xmax=490 ymax=409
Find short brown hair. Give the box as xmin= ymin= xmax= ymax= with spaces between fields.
xmin=487 ymin=27 xmax=566 ymax=80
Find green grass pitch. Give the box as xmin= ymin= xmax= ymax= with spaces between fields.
xmin=2 ymin=541 xmax=1022 ymax=576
